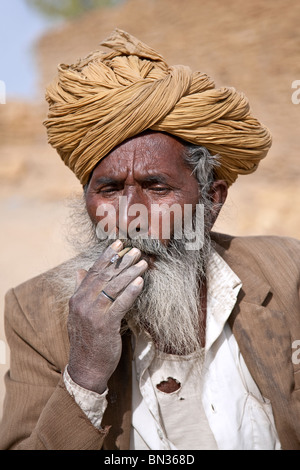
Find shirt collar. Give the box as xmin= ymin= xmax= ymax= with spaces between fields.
xmin=205 ymin=248 xmax=242 ymax=350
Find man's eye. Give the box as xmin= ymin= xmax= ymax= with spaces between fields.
xmin=150 ymin=187 xmax=170 ymax=192
xmin=97 ymin=187 xmax=118 ymax=194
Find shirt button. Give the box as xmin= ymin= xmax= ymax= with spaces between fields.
xmin=211 ymin=403 xmax=216 ymax=412
xmin=157 ymin=429 xmax=164 ymax=439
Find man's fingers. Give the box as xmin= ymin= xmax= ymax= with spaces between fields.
xmin=90 ymin=240 xmax=142 ymax=276
xmin=111 ymin=276 xmax=144 ymax=315
xmin=74 ymin=241 xmax=145 ymax=308
xmin=107 ymin=247 xmax=142 ymax=273
xmin=96 ymin=259 xmax=148 ymax=305
xmin=91 ymin=239 xmax=124 ymax=272
xmin=87 ymin=245 xmax=143 ymax=287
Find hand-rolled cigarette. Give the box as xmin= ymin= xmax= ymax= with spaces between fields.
xmin=110 ymin=247 xmax=131 ymax=264
xmin=118 ymin=247 xmax=131 ymax=258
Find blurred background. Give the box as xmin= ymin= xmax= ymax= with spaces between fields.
xmin=0 ymin=0 xmax=299 ymax=420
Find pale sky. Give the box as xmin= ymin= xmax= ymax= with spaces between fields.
xmin=0 ymin=0 xmax=56 ymax=100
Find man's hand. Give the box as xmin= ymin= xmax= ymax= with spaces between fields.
xmin=67 ymin=240 xmax=147 ymax=394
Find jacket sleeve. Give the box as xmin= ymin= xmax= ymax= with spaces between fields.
xmin=0 ymin=288 xmax=109 ymax=450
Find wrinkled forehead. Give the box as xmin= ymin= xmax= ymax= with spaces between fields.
xmin=88 ymin=131 xmax=189 ymax=182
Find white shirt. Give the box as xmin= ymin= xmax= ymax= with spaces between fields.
xmin=64 ymin=248 xmax=281 ymax=450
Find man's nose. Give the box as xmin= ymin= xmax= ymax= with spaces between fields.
xmin=117 ymin=190 xmax=149 ymax=238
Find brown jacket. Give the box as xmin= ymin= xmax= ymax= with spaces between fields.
xmin=1 ymin=233 xmax=300 ymax=450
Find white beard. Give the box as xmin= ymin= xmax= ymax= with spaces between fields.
xmin=122 ymin=235 xmax=210 ymax=355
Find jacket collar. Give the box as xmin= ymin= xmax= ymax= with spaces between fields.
xmin=211 ymin=232 xmax=271 ymax=307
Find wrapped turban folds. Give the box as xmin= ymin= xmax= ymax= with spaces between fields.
xmin=44 ymin=29 xmax=272 ymax=187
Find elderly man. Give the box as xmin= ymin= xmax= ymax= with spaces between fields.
xmin=1 ymin=30 xmax=300 ymax=451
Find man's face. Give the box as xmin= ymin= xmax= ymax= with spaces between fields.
xmin=85 ymin=132 xmax=200 ymax=245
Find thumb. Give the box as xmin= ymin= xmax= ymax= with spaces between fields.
xmin=75 ymin=269 xmax=88 ymax=290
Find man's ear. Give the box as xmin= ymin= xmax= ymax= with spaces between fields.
xmin=208 ymin=180 xmax=228 ymax=229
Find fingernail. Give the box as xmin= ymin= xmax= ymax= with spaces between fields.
xmin=132 ymin=277 xmax=143 ymax=286
xmin=111 ymin=239 xmax=123 ymax=250
xmin=128 ymin=248 xmax=140 ymax=256
xmin=136 ymin=260 xmax=147 ymax=267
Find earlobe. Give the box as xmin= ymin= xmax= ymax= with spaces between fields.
xmin=208 ymin=180 xmax=228 ymax=228
xmin=211 ymin=180 xmax=228 ymax=206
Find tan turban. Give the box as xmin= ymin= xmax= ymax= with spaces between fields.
xmin=44 ymin=29 xmax=272 ymax=187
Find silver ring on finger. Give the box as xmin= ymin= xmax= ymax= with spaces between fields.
xmin=110 ymin=254 xmax=120 ymax=264
xmin=101 ymin=290 xmax=116 ymax=302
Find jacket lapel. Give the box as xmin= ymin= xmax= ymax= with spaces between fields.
xmin=213 ymin=235 xmax=300 ymax=449
xmin=228 ymin=295 xmax=300 ymax=449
